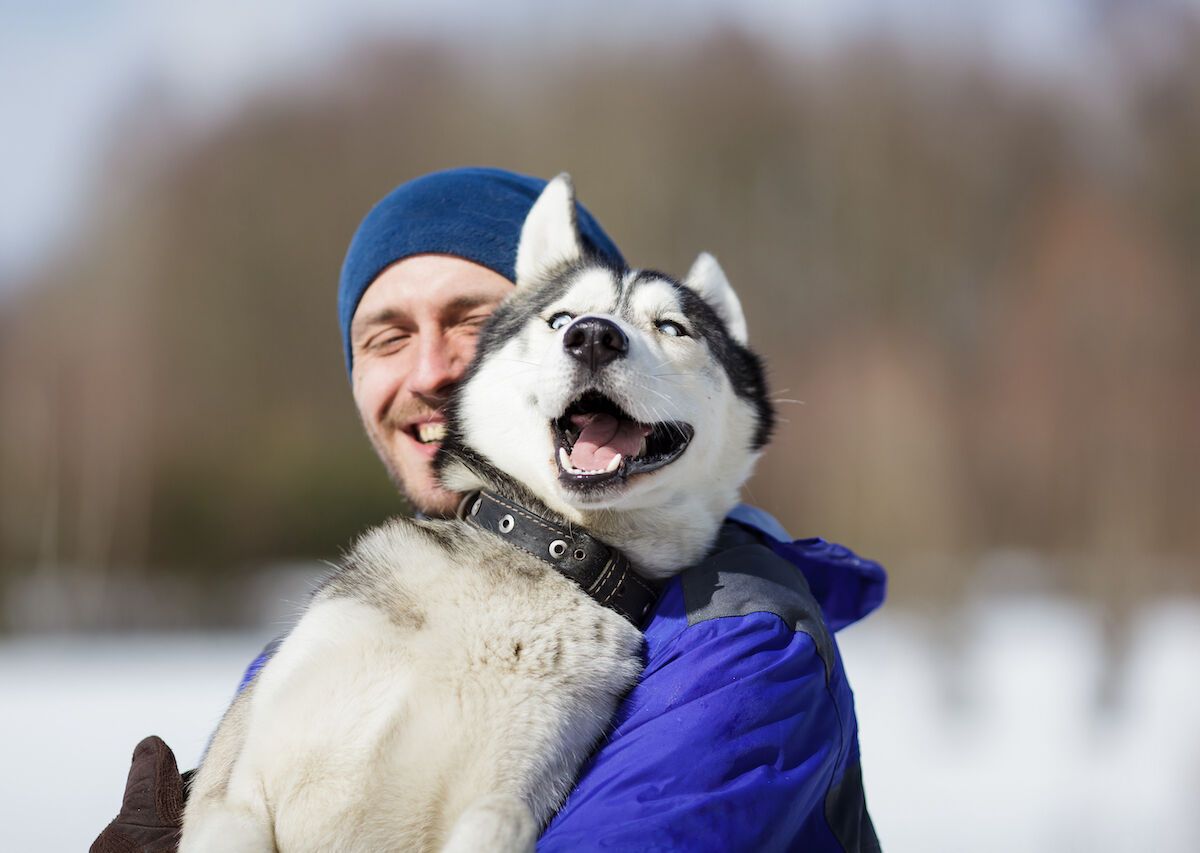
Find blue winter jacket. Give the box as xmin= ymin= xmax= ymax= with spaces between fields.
xmin=237 ymin=505 xmax=886 ymax=851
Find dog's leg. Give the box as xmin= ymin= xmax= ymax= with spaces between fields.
xmin=440 ymin=793 xmax=537 ymax=853
xmin=178 ymin=804 xmax=275 ymax=853
xmin=180 ymin=690 xmax=276 ymax=853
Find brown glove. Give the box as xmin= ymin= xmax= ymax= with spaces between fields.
xmin=91 ymin=736 xmax=190 ymax=853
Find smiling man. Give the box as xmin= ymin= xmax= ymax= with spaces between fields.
xmin=349 ymin=255 xmax=513 ymax=514
xmin=94 ymin=167 xmax=885 ymax=853
xmin=337 ymin=168 xmax=627 ymax=518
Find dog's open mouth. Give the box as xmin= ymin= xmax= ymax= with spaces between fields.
xmin=552 ymin=391 xmax=693 ymax=486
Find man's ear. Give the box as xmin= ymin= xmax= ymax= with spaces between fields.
xmin=685 ymin=252 xmax=748 ymax=344
xmin=515 ymin=173 xmax=583 ymax=287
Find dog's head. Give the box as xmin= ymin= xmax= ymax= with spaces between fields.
xmin=438 ymin=175 xmax=774 ymax=574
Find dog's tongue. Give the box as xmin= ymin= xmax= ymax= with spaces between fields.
xmin=569 ymin=413 xmax=650 ymax=470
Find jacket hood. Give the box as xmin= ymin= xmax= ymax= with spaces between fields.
xmin=728 ymin=503 xmax=887 ymax=632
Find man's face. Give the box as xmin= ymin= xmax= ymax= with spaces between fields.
xmin=350 ymin=254 xmax=512 ymax=516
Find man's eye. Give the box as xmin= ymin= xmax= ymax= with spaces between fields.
xmin=656 ymin=320 xmax=688 ymax=338
xmin=548 ymin=312 xmax=574 ymax=331
xmin=372 ymin=332 xmax=410 ymax=350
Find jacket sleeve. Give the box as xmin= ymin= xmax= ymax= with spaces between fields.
xmin=537 ymin=610 xmax=859 ymax=853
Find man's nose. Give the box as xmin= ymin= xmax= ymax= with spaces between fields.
xmin=563 ymin=317 xmax=628 ymax=371
xmin=406 ymin=331 xmax=463 ymax=398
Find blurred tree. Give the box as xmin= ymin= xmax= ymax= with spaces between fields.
xmin=1 ymin=21 xmax=1197 ymax=629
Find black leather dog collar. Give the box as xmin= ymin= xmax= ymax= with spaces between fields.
xmin=458 ymin=489 xmax=660 ymax=628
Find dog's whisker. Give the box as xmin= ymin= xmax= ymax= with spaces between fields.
xmin=619 ymin=378 xmax=675 ymax=407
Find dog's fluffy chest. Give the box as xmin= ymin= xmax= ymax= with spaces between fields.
xmin=197 ymin=518 xmax=644 ymax=852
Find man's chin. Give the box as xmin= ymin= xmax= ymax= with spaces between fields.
xmin=373 ymin=436 xmax=462 ymax=517
xmin=388 ymin=465 xmax=462 ymax=518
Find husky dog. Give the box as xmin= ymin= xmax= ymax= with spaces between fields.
xmin=180 ymin=175 xmax=773 ymax=853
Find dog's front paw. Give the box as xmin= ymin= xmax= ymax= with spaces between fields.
xmin=441 ymin=794 xmax=536 ymax=853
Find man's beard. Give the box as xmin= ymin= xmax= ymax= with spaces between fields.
xmin=371 ymin=397 xmax=461 ymax=517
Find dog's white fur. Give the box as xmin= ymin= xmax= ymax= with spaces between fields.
xmin=180 ymin=175 xmax=765 ymax=852
xmin=450 ymin=175 xmax=760 ymax=577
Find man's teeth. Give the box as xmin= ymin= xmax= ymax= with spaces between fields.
xmin=557 ymin=447 xmax=623 ymax=476
xmin=416 ymin=423 xmax=447 ymax=444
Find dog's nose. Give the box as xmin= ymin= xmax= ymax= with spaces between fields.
xmin=563 ymin=317 xmax=628 ymax=370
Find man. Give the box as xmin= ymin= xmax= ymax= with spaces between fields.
xmin=94 ymin=167 xmax=886 ymax=852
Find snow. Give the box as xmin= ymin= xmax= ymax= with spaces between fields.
xmin=838 ymin=599 xmax=1200 ymax=852
xmin=3 ymin=599 xmax=1198 ymax=851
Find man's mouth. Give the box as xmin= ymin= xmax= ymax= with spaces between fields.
xmin=408 ymin=421 xmax=447 ymax=445
xmin=552 ymin=391 xmax=693 ymax=486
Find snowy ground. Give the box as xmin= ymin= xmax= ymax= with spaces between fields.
xmin=3 ymin=597 xmax=1198 ymax=852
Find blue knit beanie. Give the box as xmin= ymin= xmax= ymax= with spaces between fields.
xmin=338 ymin=167 xmax=625 ymax=374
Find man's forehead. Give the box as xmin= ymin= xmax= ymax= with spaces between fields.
xmin=352 ymin=255 xmax=512 ymax=330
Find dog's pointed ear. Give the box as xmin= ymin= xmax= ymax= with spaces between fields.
xmin=685 ymin=252 xmax=748 ymax=344
xmin=515 ymin=173 xmax=583 ymax=287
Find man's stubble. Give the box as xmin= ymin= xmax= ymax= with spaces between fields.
xmin=368 ymin=395 xmax=461 ymax=518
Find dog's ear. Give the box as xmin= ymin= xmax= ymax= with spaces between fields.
xmin=685 ymin=252 xmax=748 ymax=344
xmin=516 ymin=173 xmax=583 ymax=287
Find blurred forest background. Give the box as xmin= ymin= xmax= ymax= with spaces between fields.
xmin=5 ymin=4 xmax=1200 ymax=850
xmin=1 ymin=1 xmax=1198 ymax=635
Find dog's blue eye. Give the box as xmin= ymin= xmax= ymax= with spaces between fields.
xmin=548 ymin=312 xmax=574 ymax=331
xmin=656 ymin=320 xmax=687 ymax=338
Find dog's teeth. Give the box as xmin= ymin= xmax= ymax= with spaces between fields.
xmin=637 ymin=437 xmax=648 ymax=457
xmin=559 ymin=449 xmax=622 ymax=477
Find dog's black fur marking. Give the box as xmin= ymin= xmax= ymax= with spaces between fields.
xmin=443 ymin=254 xmax=774 ymax=503
xmin=616 ymin=269 xmax=775 ymax=452
xmin=472 ymin=253 xmax=623 ymax=366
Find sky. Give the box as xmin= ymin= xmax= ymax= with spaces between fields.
xmin=0 ymin=0 xmax=1183 ymax=291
